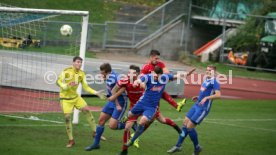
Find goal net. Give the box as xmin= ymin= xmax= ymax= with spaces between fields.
xmin=0 ymin=5 xmax=89 ymax=118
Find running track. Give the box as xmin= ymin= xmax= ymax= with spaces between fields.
xmin=1 ymin=75 xmax=275 ymax=113
xmin=1 ymin=50 xmax=275 ymax=113
xmin=184 ymin=74 xmax=276 ymax=100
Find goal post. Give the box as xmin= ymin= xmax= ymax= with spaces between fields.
xmin=0 ymin=6 xmax=89 ymax=124
xmin=73 ymin=14 xmax=89 ymax=124
xmin=0 ymin=7 xmax=89 ymax=16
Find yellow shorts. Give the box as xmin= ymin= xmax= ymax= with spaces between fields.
xmin=60 ymin=96 xmax=87 ymax=114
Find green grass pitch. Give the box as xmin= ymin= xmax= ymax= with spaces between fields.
xmin=0 ymin=98 xmax=276 ymax=155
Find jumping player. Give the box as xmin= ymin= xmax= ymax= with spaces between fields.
xmin=140 ymin=49 xmax=186 ymax=135
xmin=167 ymin=65 xmax=221 ymax=155
xmin=85 ymin=63 xmax=128 ymax=151
xmin=125 ymin=66 xmax=195 ymax=149
xmin=141 ymin=49 xmax=186 ymax=112
xmin=56 ymin=56 xmax=106 ymax=148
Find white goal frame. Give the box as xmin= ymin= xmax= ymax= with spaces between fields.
xmin=0 ymin=7 xmax=89 ymax=124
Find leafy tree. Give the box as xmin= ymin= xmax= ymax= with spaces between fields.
xmin=227 ymin=0 xmax=276 ymax=51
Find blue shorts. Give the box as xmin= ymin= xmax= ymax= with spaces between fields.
xmin=130 ymin=102 xmax=157 ymax=121
xmin=186 ymin=103 xmax=210 ymax=125
xmin=102 ymin=98 xmax=127 ymax=120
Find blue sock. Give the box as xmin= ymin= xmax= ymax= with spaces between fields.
xmin=131 ymin=125 xmax=145 ymax=143
xmin=132 ymin=122 xmax=137 ymax=132
xmin=93 ymin=125 xmax=105 ymax=146
xmin=176 ymin=126 xmax=189 ymax=147
xmin=117 ymin=122 xmax=125 ymax=130
xmin=189 ymin=128 xmax=199 ymax=150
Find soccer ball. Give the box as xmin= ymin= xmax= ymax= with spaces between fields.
xmin=60 ymin=25 xmax=73 ymax=36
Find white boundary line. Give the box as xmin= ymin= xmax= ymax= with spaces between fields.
xmin=172 ymin=118 xmax=276 ymax=133
xmin=1 ymin=115 xmax=276 ymax=132
xmin=0 ymin=114 xmax=63 ymax=124
xmin=205 ymin=121 xmax=276 ymax=133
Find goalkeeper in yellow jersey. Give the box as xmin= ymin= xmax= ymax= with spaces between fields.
xmin=57 ymin=56 xmax=106 ymax=148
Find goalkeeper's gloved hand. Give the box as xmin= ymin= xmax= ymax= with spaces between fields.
xmin=95 ymin=90 xmax=107 ymax=100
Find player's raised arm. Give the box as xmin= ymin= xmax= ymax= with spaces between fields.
xmin=186 ymin=68 xmax=196 ymax=77
xmin=171 ymin=68 xmax=196 ymax=81
xmin=82 ymin=74 xmax=106 ymax=100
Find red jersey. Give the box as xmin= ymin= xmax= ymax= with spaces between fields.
xmin=117 ymin=77 xmax=144 ymax=108
xmin=141 ymin=61 xmax=166 ymax=74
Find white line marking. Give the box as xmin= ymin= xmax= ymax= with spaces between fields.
xmin=205 ymin=120 xmax=276 ymax=133
xmin=0 ymin=114 xmax=63 ymax=124
xmin=172 ymin=118 xmax=276 ymax=132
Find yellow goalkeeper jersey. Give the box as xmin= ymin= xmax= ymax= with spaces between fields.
xmin=56 ymin=67 xmax=96 ymax=99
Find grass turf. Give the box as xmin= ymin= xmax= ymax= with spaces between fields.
xmin=0 ymin=0 xmax=164 ymax=23
xmin=0 ymin=46 xmax=96 ymax=58
xmin=0 ymin=98 xmax=276 ymax=155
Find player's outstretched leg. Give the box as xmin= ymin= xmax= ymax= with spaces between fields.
xmin=164 ymin=117 xmax=182 ymax=134
xmin=157 ymin=113 xmax=182 ymax=134
xmin=162 ymin=91 xmax=178 ymax=108
xmin=162 ymin=91 xmax=186 ymax=112
xmin=176 ymin=98 xmax=187 ymax=112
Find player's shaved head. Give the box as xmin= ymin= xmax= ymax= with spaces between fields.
xmin=129 ymin=65 xmax=140 ymax=73
xmin=100 ymin=63 xmax=112 ymax=73
xmin=73 ymin=56 xmax=83 ymax=62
